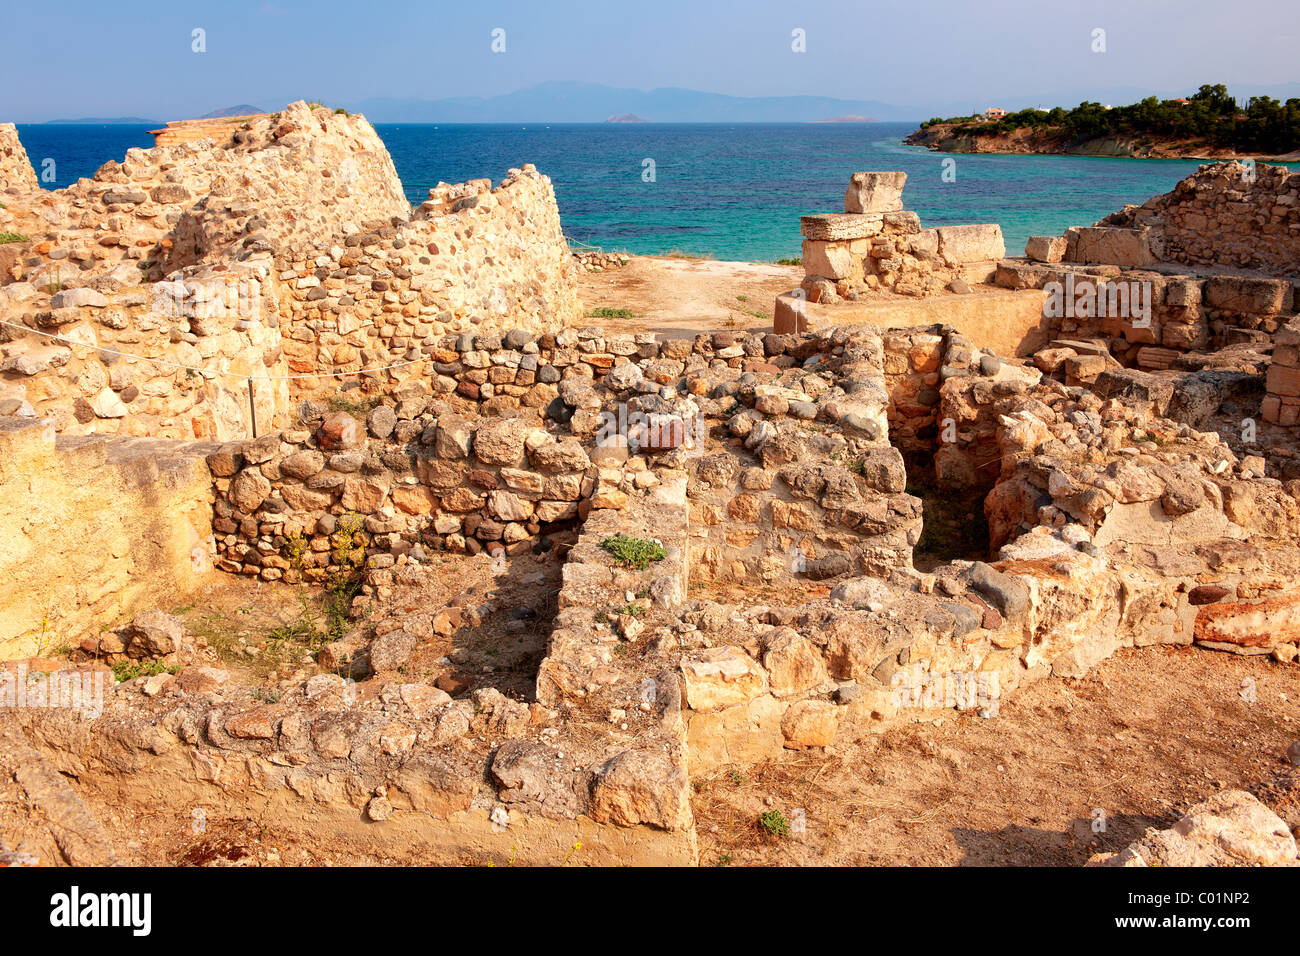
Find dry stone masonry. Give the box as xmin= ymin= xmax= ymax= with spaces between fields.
xmin=0 ymin=102 xmax=580 ymax=441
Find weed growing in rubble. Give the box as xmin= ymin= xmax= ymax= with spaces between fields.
xmin=616 ymin=603 xmax=645 ymax=617
xmin=326 ymin=393 xmax=379 ymax=417
xmin=585 ymin=307 xmax=634 ymax=319
xmin=0 ymin=231 xmax=29 ymax=244
xmin=267 ymin=593 xmax=322 ymax=646
xmin=283 ymin=531 xmax=310 ymax=572
xmin=111 ymin=660 xmax=179 ymax=683
xmin=599 ymin=534 xmax=666 ymax=570
xmin=331 ymin=513 xmax=368 ymax=569
xmin=758 ymin=810 xmax=790 ymax=837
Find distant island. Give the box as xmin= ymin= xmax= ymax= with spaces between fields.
xmin=813 ymin=115 xmax=873 ymax=124
xmin=44 ymin=116 xmax=160 ymax=125
xmin=905 ymin=85 xmax=1300 ymax=160
xmin=199 ymin=105 xmax=268 ymax=119
xmin=44 ymin=105 xmax=266 ymax=125
xmin=606 ymin=113 xmax=648 ymax=123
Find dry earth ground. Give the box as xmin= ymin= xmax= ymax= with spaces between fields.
xmin=574 ymin=255 xmax=800 ymax=336
xmin=693 ymin=644 xmax=1299 ymax=867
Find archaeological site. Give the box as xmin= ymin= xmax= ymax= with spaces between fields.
xmin=2 ymin=102 xmax=1298 ymax=870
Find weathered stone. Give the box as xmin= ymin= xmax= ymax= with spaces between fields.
xmin=588 ymin=749 xmax=691 ymax=831
xmin=681 ymin=646 xmax=767 ymax=711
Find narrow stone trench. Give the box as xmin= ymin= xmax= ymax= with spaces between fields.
xmin=903 ymin=453 xmax=993 ymax=572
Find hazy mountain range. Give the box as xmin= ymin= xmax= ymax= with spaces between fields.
xmin=349 ymin=82 xmax=909 ymax=122
xmin=35 ymin=81 xmax=1300 ymax=125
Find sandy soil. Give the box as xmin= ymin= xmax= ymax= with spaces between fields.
xmin=575 ymin=255 xmax=801 ymax=337
xmin=692 ymin=644 xmax=1300 ymax=866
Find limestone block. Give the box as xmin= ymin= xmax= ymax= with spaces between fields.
xmin=936 ymin=224 xmax=1006 ymax=264
xmin=801 ymin=240 xmax=858 ymax=281
xmin=1204 ymin=276 xmax=1292 ymax=315
xmin=844 ymin=171 xmax=906 ymax=214
xmin=800 ymin=213 xmax=884 ymax=242
xmin=1068 ymin=226 xmax=1157 ymax=267
xmin=1093 ymin=790 xmax=1297 ymax=867
xmin=681 ymin=646 xmax=767 ymax=711
xmin=1024 ymin=235 xmax=1067 ymax=263
xmin=780 ymin=699 xmax=840 ymax=748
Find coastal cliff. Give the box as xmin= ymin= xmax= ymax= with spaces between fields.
xmin=904 ymin=123 xmax=1299 ymax=160
xmin=906 ymin=87 xmax=1300 ymax=160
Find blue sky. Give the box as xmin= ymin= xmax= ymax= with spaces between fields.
xmin=3 ymin=0 xmax=1296 ymax=121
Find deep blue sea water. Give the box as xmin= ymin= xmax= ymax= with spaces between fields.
xmin=16 ymin=122 xmax=1299 ymax=262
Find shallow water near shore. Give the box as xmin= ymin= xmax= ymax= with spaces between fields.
xmin=16 ymin=121 xmax=1300 ymax=262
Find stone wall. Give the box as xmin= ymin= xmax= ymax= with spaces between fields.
xmin=996 ymin=261 xmax=1297 ymax=368
xmin=1095 ymin=161 xmax=1300 ymax=275
xmin=0 ymin=103 xmax=581 ymax=441
xmin=274 ymin=167 xmax=581 ymax=401
xmin=687 ymin=330 xmax=920 ymax=584
xmin=208 ymin=402 xmax=593 ymax=582
xmin=0 ymin=418 xmax=216 ymax=657
xmin=1263 ymin=317 xmax=1300 ymax=425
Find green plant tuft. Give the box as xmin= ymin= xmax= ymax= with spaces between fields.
xmin=600 ymin=535 xmax=666 ymax=571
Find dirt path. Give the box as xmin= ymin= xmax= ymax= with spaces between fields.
xmin=575 ymin=255 xmax=800 ymax=337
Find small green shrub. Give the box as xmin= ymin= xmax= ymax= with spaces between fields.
xmin=600 ymin=535 xmax=666 ymax=570
xmin=112 ymin=660 xmax=179 ymax=683
xmin=0 ymin=231 xmax=29 ymax=244
xmin=758 ymin=810 xmax=790 ymax=837
xmin=585 ymin=307 xmax=634 ymax=319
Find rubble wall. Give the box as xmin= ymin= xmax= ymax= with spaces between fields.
xmin=0 ymin=103 xmax=581 ymax=441
xmin=1097 ymin=161 xmax=1300 ymax=274
xmin=274 ymin=168 xmax=582 ymax=401
xmin=996 ymin=261 xmax=1296 ymax=367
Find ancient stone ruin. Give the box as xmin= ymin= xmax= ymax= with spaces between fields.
xmin=1 ymin=111 xmax=1297 ymax=867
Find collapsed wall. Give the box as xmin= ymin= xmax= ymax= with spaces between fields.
xmin=1095 ymin=161 xmax=1300 ymax=275
xmin=0 ymin=102 xmax=581 ymax=441
xmin=999 ymin=162 xmax=1299 ymax=373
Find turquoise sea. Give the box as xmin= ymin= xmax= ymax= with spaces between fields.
xmin=15 ymin=122 xmax=1298 ymax=262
